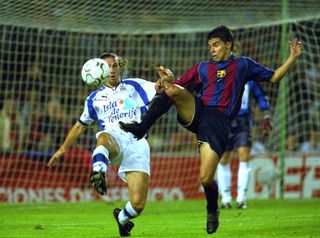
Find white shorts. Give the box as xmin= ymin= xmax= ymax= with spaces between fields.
xmin=96 ymin=129 xmax=150 ymax=182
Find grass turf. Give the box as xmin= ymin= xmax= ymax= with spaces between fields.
xmin=0 ymin=199 xmax=319 ymax=238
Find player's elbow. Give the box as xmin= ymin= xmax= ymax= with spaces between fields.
xmin=199 ymin=175 xmax=214 ymax=187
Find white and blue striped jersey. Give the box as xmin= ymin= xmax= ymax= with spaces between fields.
xmin=79 ymin=78 xmax=156 ymax=133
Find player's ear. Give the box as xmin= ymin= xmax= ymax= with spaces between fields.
xmin=226 ymin=41 xmax=233 ymax=51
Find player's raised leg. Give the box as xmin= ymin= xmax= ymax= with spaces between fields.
xmin=120 ymin=84 xmax=195 ymax=139
xmin=90 ymin=132 xmax=120 ymax=195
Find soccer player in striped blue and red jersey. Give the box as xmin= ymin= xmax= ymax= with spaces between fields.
xmin=217 ymin=80 xmax=271 ymax=210
xmin=120 ymin=25 xmax=303 ymax=234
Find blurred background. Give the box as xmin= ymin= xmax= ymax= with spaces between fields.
xmin=0 ymin=0 xmax=319 ymax=203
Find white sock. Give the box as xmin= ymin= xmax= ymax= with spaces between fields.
xmin=118 ymin=201 xmax=139 ymax=225
xmin=217 ymin=163 xmax=232 ymax=204
xmin=237 ymin=162 xmax=251 ymax=203
xmin=92 ymin=145 xmax=110 ymax=173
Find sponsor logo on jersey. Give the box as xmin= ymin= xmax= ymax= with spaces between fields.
xmin=102 ymin=97 xmax=138 ymax=123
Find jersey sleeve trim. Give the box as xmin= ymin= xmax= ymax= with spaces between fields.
xmin=78 ymin=119 xmax=89 ymax=126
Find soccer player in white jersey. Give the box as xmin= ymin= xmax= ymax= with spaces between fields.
xmin=47 ymin=52 xmax=171 ymax=237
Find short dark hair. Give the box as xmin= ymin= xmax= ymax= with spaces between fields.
xmin=207 ymin=25 xmax=234 ymax=50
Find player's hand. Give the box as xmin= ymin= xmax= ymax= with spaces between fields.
xmin=289 ymin=38 xmax=303 ymax=59
xmin=155 ymin=78 xmax=167 ymax=93
xmin=155 ymin=66 xmax=174 ymax=93
xmin=262 ymin=115 xmax=272 ymax=137
xmin=47 ymin=148 xmax=65 ymax=167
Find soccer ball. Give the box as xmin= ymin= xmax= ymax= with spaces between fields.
xmin=257 ymin=166 xmax=280 ymax=186
xmin=81 ymin=58 xmax=110 ymax=87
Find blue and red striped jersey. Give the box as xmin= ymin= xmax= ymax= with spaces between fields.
xmin=173 ymin=55 xmax=274 ymax=119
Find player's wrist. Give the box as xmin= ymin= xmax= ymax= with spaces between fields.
xmin=59 ymin=146 xmax=67 ymax=155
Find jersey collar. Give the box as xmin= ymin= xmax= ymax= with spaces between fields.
xmin=209 ymin=55 xmax=235 ymax=64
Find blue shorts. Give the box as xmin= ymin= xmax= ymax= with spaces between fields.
xmin=226 ymin=115 xmax=252 ymax=151
xmin=177 ymin=97 xmax=231 ymax=158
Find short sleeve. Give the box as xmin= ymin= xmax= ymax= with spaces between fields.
xmin=79 ymin=98 xmax=95 ymax=126
xmin=244 ymin=57 xmax=274 ymax=82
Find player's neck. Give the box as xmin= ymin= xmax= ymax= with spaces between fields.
xmin=106 ymin=81 xmax=120 ymax=88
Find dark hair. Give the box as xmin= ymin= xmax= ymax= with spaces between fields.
xmin=207 ymin=25 xmax=234 ymax=50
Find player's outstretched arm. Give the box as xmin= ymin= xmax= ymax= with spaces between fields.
xmin=270 ymin=38 xmax=303 ymax=83
xmin=47 ymin=121 xmax=87 ymax=167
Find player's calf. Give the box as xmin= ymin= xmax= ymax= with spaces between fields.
xmin=119 ymin=92 xmax=173 ymax=139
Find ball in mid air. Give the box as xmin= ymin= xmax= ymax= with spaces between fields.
xmin=81 ymin=58 xmax=110 ymax=87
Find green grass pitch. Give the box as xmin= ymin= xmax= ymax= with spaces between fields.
xmin=0 ymin=199 xmax=319 ymax=237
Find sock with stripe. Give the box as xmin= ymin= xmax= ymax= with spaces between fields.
xmin=92 ymin=145 xmax=110 ymax=173
xmin=118 ymin=201 xmax=140 ymax=225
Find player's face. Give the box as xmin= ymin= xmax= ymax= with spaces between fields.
xmin=104 ymin=57 xmax=120 ymax=87
xmin=208 ymin=37 xmax=232 ymax=61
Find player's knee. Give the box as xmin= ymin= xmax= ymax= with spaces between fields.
xmin=199 ymin=175 xmax=214 ymax=187
xmin=238 ymin=153 xmax=250 ymax=162
xmin=97 ymin=133 xmax=120 ymax=157
xmin=219 ymin=156 xmax=230 ymax=165
xmin=165 ymin=84 xmax=182 ymax=98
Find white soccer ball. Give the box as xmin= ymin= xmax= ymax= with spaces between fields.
xmin=81 ymin=58 xmax=110 ymax=87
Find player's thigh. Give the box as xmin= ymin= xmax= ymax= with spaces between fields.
xmin=126 ymin=171 xmax=150 ymax=204
xmin=199 ymin=143 xmax=220 ymax=185
xmin=237 ymin=146 xmax=250 ymax=162
xmin=166 ymin=84 xmax=195 ymax=124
